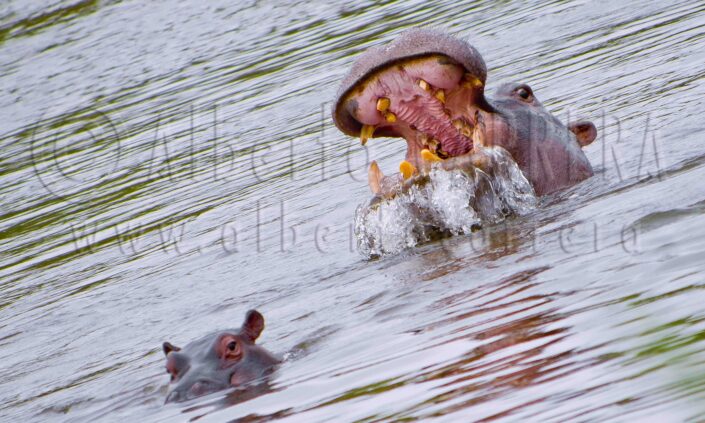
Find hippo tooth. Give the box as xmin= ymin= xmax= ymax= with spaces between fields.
xmin=399 ymin=160 xmax=416 ymax=180
xmin=384 ymin=112 xmax=397 ymax=123
xmin=473 ymin=114 xmax=485 ymax=146
xmin=463 ymin=73 xmax=483 ymax=88
xmin=376 ymin=97 xmax=390 ymax=112
xmin=421 ymin=149 xmax=443 ymax=162
xmin=432 ymin=140 xmax=449 ymax=158
xmin=368 ymin=160 xmax=384 ymax=194
xmin=418 ymin=79 xmax=431 ymax=91
xmin=360 ymin=124 xmax=375 ymax=145
xmin=421 ymin=136 xmax=437 ymax=151
xmin=452 ymin=118 xmax=474 ymax=138
xmin=434 ymin=89 xmax=445 ymax=103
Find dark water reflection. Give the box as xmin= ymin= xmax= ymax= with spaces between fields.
xmin=1 ymin=0 xmax=705 ymax=422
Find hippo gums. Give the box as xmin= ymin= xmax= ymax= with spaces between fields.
xmin=332 ymin=29 xmax=598 ymax=197
xmin=162 ymin=310 xmax=280 ymax=403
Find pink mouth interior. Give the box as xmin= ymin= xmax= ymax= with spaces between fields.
xmin=346 ymin=56 xmax=484 ymax=166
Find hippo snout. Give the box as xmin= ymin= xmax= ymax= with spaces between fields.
xmin=166 ymin=379 xmax=227 ymax=403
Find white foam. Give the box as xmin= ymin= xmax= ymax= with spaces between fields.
xmin=354 ymin=147 xmax=537 ymax=257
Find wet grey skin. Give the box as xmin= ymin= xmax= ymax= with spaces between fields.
xmin=332 ymin=28 xmax=597 ymax=197
xmin=162 ymin=310 xmax=280 ymax=403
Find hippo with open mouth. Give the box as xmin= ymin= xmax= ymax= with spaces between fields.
xmin=162 ymin=310 xmax=279 ymax=403
xmin=332 ymin=29 xmax=597 ymax=197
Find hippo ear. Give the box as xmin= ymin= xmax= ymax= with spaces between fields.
xmin=241 ymin=310 xmax=265 ymax=342
xmin=163 ymin=342 xmax=181 ymax=356
xmin=568 ymin=120 xmax=597 ymax=147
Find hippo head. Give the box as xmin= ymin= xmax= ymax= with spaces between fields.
xmin=162 ymin=310 xmax=279 ymax=403
xmin=332 ymin=29 xmax=597 ymax=196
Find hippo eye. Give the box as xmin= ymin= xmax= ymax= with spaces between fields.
xmin=227 ymin=341 xmax=237 ymax=351
xmin=517 ymin=87 xmax=531 ymax=100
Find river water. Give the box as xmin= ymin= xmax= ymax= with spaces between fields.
xmin=2 ymin=0 xmax=705 ymax=422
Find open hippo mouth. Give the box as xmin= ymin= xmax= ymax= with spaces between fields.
xmin=334 ymin=30 xmax=491 ymax=169
xmin=333 ymin=29 xmax=597 ymax=196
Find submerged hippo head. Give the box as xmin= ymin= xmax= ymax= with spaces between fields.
xmin=162 ymin=310 xmax=280 ymax=403
xmin=333 ymin=29 xmax=597 ymax=196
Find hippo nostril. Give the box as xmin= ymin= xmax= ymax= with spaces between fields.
xmin=191 ymin=382 xmax=205 ymax=396
xmin=165 ymin=381 xmax=217 ymax=403
xmin=188 ymin=381 xmax=221 ymax=399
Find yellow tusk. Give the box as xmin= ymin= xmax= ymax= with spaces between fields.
xmin=384 ymin=112 xmax=397 ymax=123
xmin=464 ymin=73 xmax=483 ymax=89
xmin=421 ymin=149 xmax=443 ymax=162
xmin=399 ymin=160 xmax=416 ymax=180
xmin=360 ymin=124 xmax=375 ymax=146
xmin=418 ymin=79 xmax=431 ymax=91
xmin=435 ymin=89 xmax=445 ymax=103
xmin=368 ymin=160 xmax=383 ymax=194
xmin=376 ymin=97 xmax=390 ymax=112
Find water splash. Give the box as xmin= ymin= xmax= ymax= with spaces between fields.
xmin=354 ymin=147 xmax=537 ymax=258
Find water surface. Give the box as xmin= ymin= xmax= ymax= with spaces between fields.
xmin=1 ymin=0 xmax=705 ymax=421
